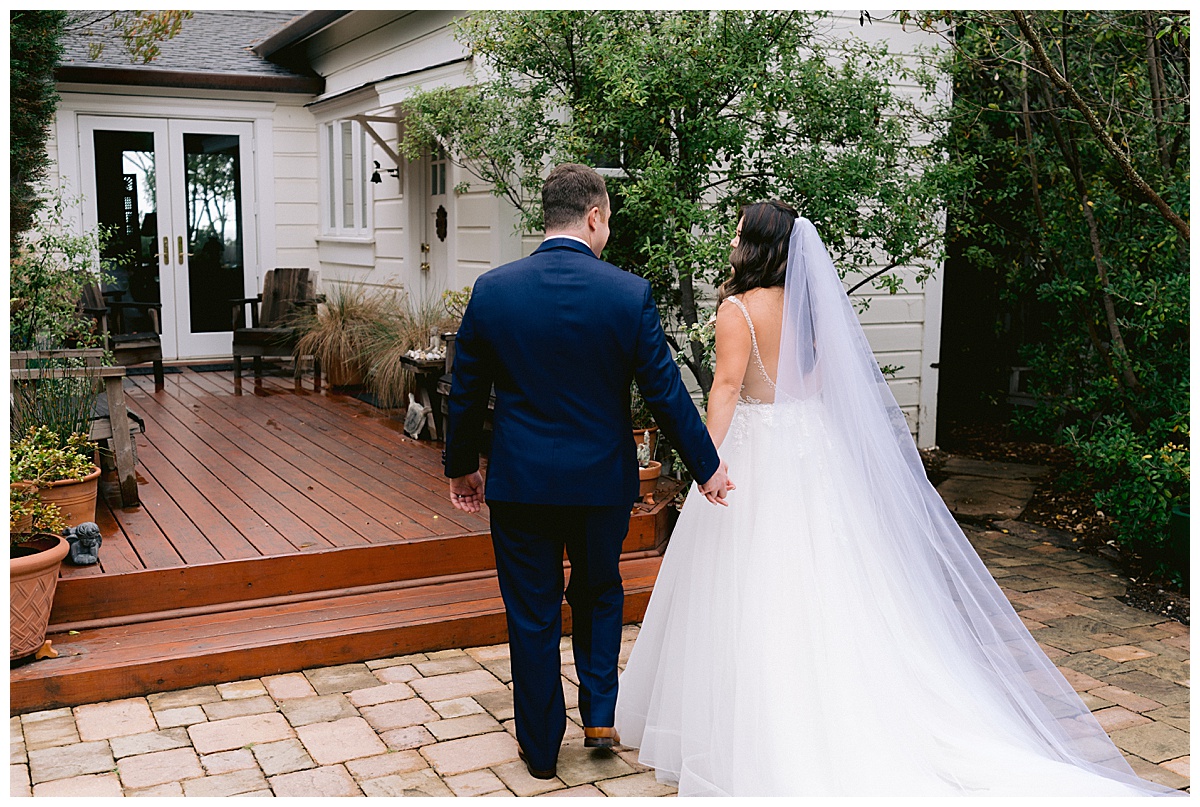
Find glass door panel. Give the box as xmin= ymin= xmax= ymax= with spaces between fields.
xmin=78 ymin=116 xmax=177 ymax=356
xmin=164 ymin=120 xmax=258 ymax=359
xmin=183 ymin=133 xmax=245 ymax=334
xmin=89 ymin=129 xmax=163 ymax=331
xmin=79 ymin=116 xmax=259 ymax=360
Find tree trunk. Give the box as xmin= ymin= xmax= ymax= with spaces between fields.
xmin=1012 ymin=11 xmax=1189 ymax=241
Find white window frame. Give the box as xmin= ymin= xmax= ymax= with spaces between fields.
xmin=320 ymin=119 xmax=373 ymax=237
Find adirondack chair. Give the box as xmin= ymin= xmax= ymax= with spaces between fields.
xmin=80 ymin=284 xmax=165 ymax=391
xmin=10 ymin=349 xmax=140 ymax=506
xmin=231 ymin=268 xmax=321 ymax=394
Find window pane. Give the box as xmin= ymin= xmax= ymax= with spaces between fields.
xmin=327 ymin=124 xmax=336 ymax=229
xmin=341 ymin=121 xmax=354 ymax=229
xmin=360 ymin=129 xmax=368 ymax=228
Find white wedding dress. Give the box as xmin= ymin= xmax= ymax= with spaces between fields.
xmin=614 ymin=220 xmax=1181 ymax=797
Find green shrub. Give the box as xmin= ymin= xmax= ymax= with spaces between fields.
xmin=1065 ymin=415 xmax=1189 ymax=582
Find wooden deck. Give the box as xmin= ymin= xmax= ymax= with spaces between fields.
xmin=13 ymin=366 xmax=682 ymax=713
xmin=78 ymin=366 xmax=490 ymax=576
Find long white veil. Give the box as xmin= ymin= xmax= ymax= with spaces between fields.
xmin=775 ymin=217 xmax=1180 ymax=795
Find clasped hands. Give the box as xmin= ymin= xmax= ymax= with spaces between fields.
xmin=448 ymin=461 xmax=735 ymax=512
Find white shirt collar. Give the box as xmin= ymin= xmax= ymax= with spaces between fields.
xmin=543 ymin=234 xmax=593 ymax=250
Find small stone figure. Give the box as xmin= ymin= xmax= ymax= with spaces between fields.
xmin=64 ymin=522 xmax=103 ymax=565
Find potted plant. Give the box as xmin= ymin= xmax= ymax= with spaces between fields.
xmin=11 ymin=528 xmax=71 ymax=660
xmin=11 ymin=426 xmax=101 ymax=528
xmin=365 ymin=293 xmax=459 ymax=412
xmin=10 ymin=481 xmax=67 ymax=538
xmin=631 ymin=383 xmax=659 ymax=460
xmin=637 ymin=431 xmax=663 ymax=504
xmin=292 ymin=282 xmax=395 ymax=389
xmin=10 ymin=485 xmax=70 ymax=662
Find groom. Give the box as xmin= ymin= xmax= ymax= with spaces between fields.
xmin=444 ymin=163 xmax=732 ymax=779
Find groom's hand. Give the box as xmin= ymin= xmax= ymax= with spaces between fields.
xmin=450 ymin=471 xmax=485 ymax=513
xmin=698 ymin=461 xmax=735 ymax=506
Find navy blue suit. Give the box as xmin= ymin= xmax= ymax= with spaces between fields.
xmin=444 ymin=237 xmax=719 ymax=768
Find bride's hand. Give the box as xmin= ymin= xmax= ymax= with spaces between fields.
xmin=698 ymin=461 xmax=735 ymax=506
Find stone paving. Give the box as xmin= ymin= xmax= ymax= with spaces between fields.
xmin=10 ymin=459 xmax=1190 ymax=797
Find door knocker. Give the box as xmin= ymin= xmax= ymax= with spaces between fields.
xmin=435 ymin=205 xmax=448 ymax=242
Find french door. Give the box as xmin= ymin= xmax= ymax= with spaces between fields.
xmin=79 ymin=116 xmax=259 ymax=360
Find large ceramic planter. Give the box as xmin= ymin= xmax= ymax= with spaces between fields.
xmin=10 ymin=534 xmax=69 ymax=660
xmin=639 ymin=460 xmax=663 ymax=502
xmin=37 ymin=465 xmax=101 ymax=527
xmin=327 ymin=358 xmax=366 ymax=388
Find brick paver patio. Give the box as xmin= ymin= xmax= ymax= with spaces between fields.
xmin=11 ymin=517 xmax=1189 ymax=796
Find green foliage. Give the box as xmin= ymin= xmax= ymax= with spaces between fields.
xmin=9 ymin=483 xmax=67 ymax=541
xmin=68 ymin=11 xmax=193 ymax=64
xmin=10 ymin=370 xmax=102 ymax=451
xmin=934 ymin=11 xmax=1189 ymax=570
xmin=10 ymin=191 xmax=111 ymax=352
xmin=442 ymin=286 xmax=472 ymax=325
xmin=629 ymin=384 xmax=656 ymax=429
xmin=10 ymin=10 xmax=67 ymax=251
xmin=1066 ymin=416 xmax=1189 ymax=582
xmin=401 ymin=11 xmax=964 ymax=391
xmin=10 ymin=11 xmax=192 ymax=248
xmin=11 ymin=426 xmax=98 ymax=486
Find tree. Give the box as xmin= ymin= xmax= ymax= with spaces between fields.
xmin=10 ymin=11 xmax=68 ymax=252
xmin=400 ymin=11 xmax=964 ymax=392
xmin=9 ymin=11 xmax=192 ymax=251
xmin=910 ymin=11 xmax=1189 ymax=575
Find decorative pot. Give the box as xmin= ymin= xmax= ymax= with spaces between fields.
xmin=633 ymin=426 xmax=659 ymax=460
xmin=10 ymin=534 xmax=69 ymax=660
xmin=639 ymin=460 xmax=663 ymax=502
xmin=10 ymin=481 xmax=37 ymax=536
xmin=327 ymin=359 xmax=366 ymax=388
xmin=37 ymin=465 xmax=101 ymax=527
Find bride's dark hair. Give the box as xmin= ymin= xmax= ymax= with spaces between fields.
xmin=717 ymin=200 xmax=799 ymax=305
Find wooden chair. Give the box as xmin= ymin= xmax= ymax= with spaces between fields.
xmin=81 ymin=284 xmax=165 ymax=391
xmin=231 ymin=268 xmax=321 ymax=394
xmin=10 ymin=349 xmax=140 ymax=507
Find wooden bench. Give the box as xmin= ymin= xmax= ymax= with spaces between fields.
xmin=10 ymin=349 xmax=139 ymax=507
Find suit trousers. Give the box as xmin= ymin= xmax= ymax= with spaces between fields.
xmin=487 ymin=501 xmax=631 ymax=770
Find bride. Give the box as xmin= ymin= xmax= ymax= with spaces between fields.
xmin=613 ymin=202 xmax=1182 ymax=797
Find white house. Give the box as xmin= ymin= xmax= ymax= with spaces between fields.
xmin=49 ymin=10 xmax=946 ymax=447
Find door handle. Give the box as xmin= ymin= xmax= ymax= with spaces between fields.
xmin=178 ymin=236 xmax=185 ymax=265
xmin=162 ymin=237 xmax=170 ymax=266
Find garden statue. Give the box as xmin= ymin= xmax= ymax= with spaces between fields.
xmin=64 ymin=522 xmax=102 ymax=565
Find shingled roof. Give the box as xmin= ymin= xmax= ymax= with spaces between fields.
xmin=56 ymin=10 xmax=323 ymax=94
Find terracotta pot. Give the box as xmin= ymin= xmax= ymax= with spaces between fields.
xmin=633 ymin=426 xmax=659 ymax=460
xmin=10 ymin=481 xmax=36 ymax=536
xmin=37 ymin=466 xmax=101 ymax=527
xmin=638 ymin=460 xmax=663 ymax=501
xmin=327 ymin=359 xmax=366 ymax=388
xmin=10 ymin=534 xmax=69 ymax=660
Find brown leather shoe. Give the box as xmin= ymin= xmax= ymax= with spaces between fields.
xmin=518 ymin=746 xmax=557 ymax=780
xmin=583 ymin=726 xmax=621 ymax=750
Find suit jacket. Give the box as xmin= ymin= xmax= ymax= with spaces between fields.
xmin=443 ymin=237 xmax=720 ymax=506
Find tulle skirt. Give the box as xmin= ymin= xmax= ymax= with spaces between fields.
xmin=614 ymin=400 xmax=1170 ymax=797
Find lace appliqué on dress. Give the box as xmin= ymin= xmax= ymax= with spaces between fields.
xmin=726 ymin=295 xmax=777 ymax=406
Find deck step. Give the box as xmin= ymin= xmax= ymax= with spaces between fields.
xmin=11 ymin=555 xmax=664 ymax=714
xmin=51 ymin=479 xmax=683 ymax=627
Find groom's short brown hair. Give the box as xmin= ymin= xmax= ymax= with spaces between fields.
xmin=542 ymin=164 xmax=608 ymax=231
